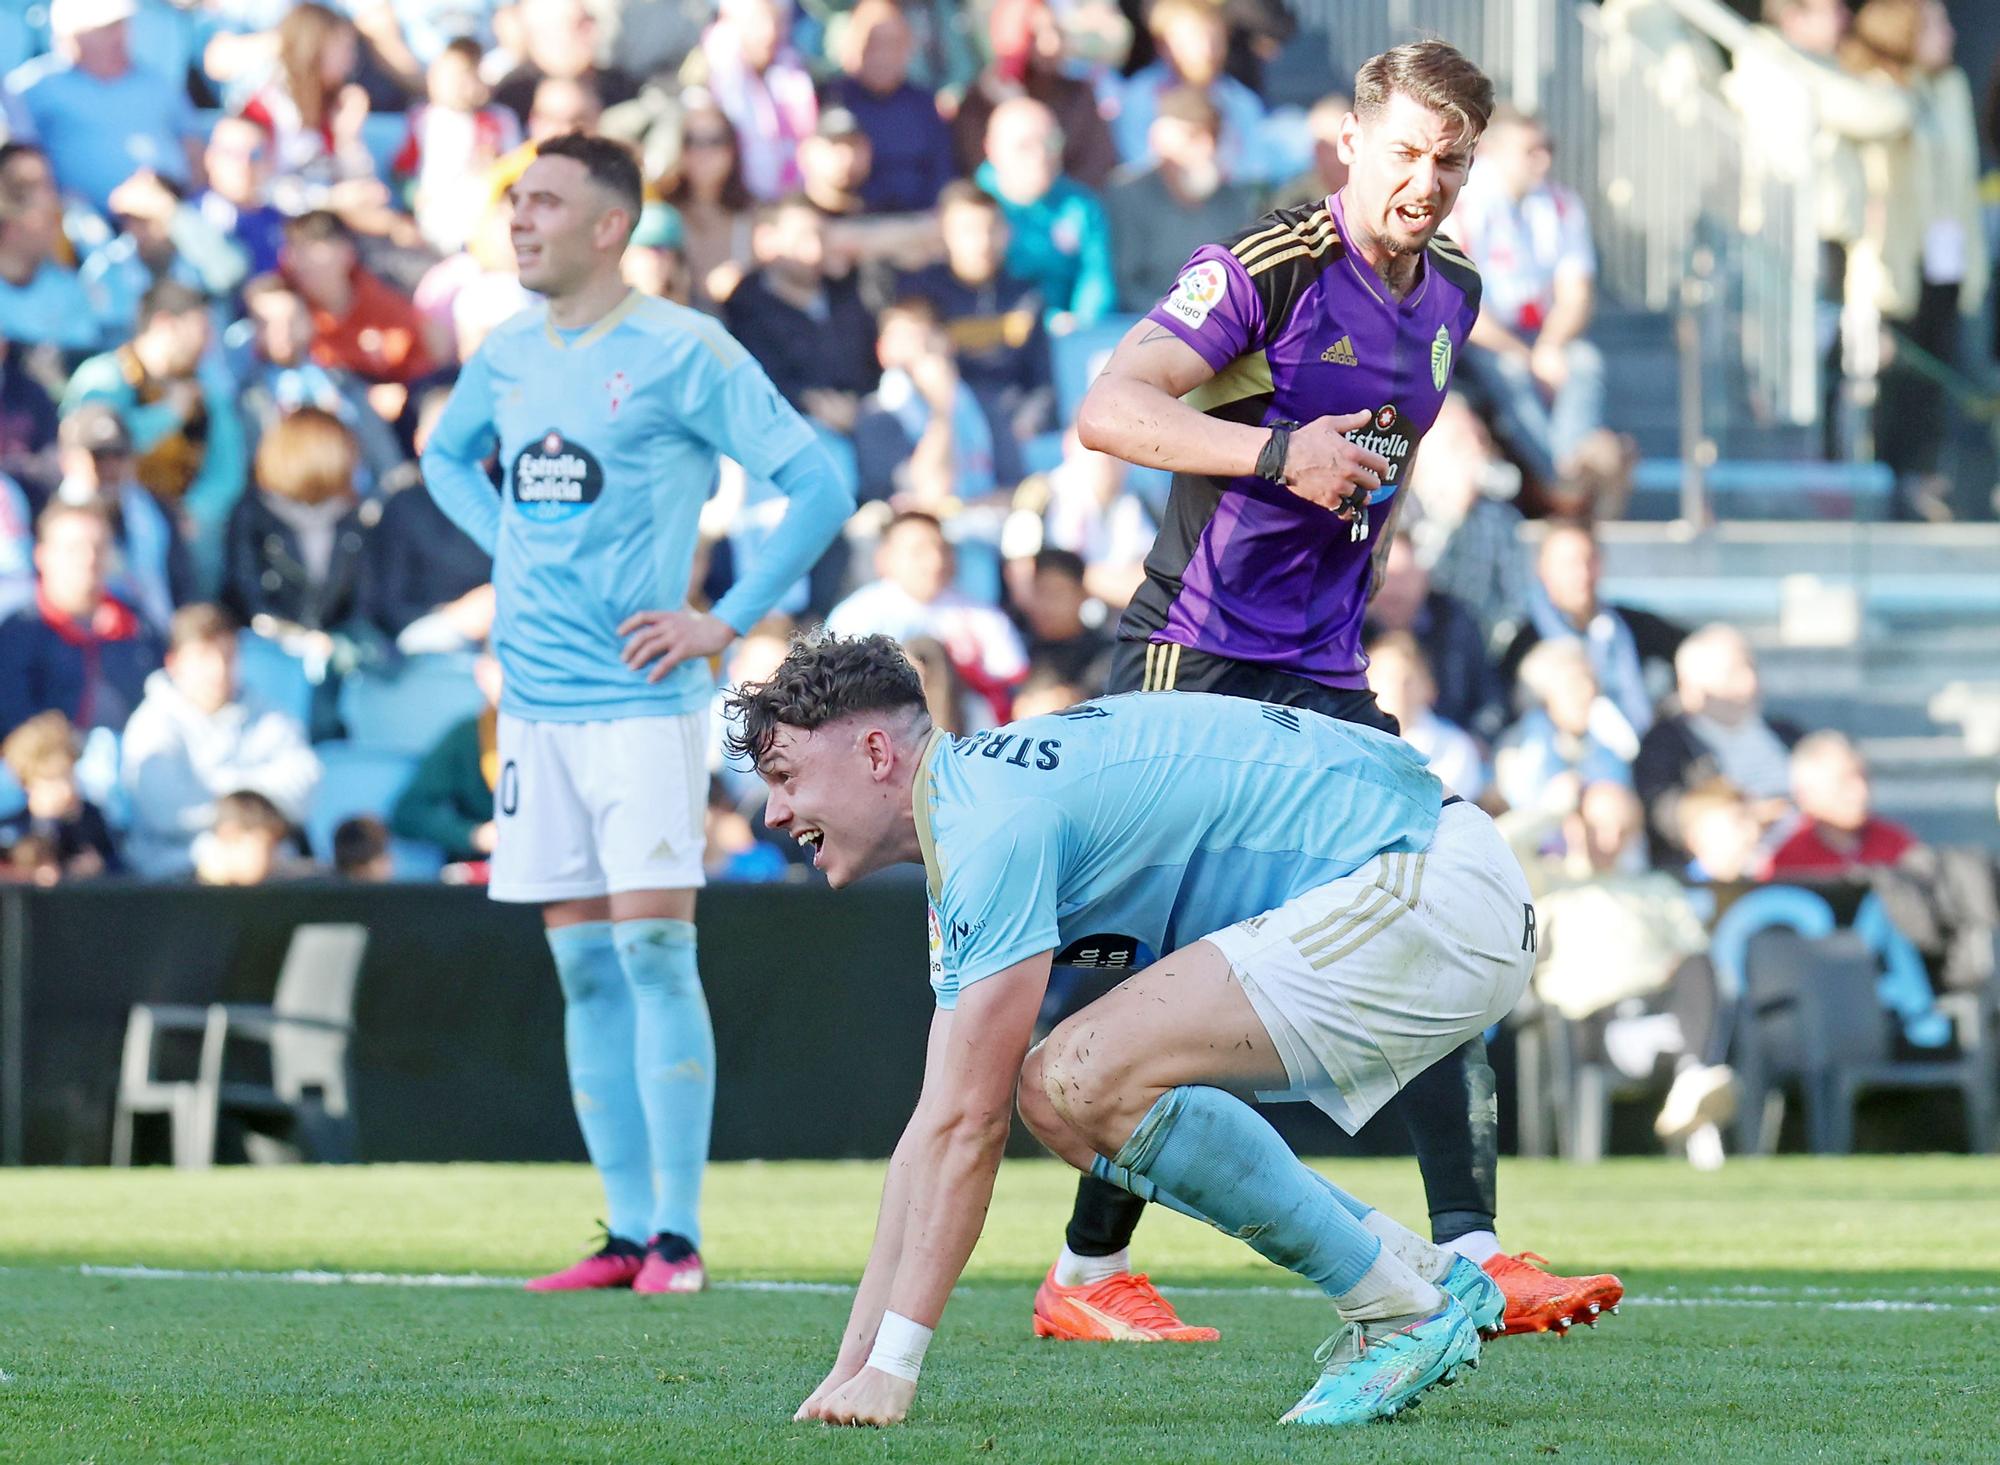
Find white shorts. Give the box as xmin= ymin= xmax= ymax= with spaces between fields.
xmin=1206 ymin=801 xmax=1536 ymax=1134
xmin=489 ymin=711 xmax=707 ymax=903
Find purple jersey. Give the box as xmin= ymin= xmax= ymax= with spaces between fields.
xmin=1119 ymin=192 xmax=1482 ymax=688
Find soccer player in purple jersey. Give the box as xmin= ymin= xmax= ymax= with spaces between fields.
xmin=1029 ymin=39 xmax=1624 ymax=1346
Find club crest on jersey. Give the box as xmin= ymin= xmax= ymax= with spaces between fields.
xmin=1431 ymin=325 xmax=1453 ymax=390
xmin=1164 ymin=261 xmax=1228 ymax=328
xmin=511 ymin=430 xmax=605 ymax=523
xmin=1342 ymin=404 xmax=1416 ymax=500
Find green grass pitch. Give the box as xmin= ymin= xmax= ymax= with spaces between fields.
xmin=4 ymin=1157 xmax=1998 ymax=1463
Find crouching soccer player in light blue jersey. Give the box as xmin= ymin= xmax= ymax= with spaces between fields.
xmin=727 ymin=634 xmax=1534 ymax=1428
xmin=421 ymin=133 xmax=854 ymax=1295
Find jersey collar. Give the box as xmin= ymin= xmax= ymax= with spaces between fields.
xmin=911 ymin=726 xmax=949 ymax=900
xmin=541 ymin=289 xmax=643 ymax=351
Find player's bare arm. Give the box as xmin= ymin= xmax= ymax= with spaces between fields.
xmin=803 ymin=951 xmax=1052 ymax=1427
xmin=1076 ymin=322 xmax=1392 ymax=517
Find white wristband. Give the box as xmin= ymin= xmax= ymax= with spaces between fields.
xmin=865 ymin=1310 xmax=933 ymax=1383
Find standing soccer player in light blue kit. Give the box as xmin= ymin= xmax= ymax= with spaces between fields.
xmin=730 ymin=635 xmax=1535 ymax=1429
xmin=421 ymin=133 xmax=854 ymax=1294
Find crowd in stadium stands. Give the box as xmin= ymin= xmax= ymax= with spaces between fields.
xmin=0 ymin=0 xmax=1979 ymax=927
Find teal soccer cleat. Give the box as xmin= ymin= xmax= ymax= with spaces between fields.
xmin=1441 ymin=1253 xmax=1508 ymax=1337
xmin=1281 ymin=1302 xmax=1481 ymax=1426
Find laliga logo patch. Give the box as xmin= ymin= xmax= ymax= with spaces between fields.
xmin=1432 ymin=325 xmax=1453 ymax=390
xmin=1343 ymin=403 xmax=1416 ymax=504
xmin=511 ymin=430 xmax=605 ymax=523
xmin=1164 ymin=261 xmax=1227 ymax=329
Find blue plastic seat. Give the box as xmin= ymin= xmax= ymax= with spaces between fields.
xmin=236 ymin=631 xmax=314 ymax=730
xmin=306 ymin=742 xmax=441 ymax=877
xmin=337 ymin=654 xmax=486 ymax=756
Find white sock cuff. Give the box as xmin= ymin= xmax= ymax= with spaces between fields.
xmin=1053 ymin=1244 xmax=1130 ymax=1288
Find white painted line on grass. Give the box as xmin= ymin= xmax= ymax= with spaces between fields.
xmin=30 ymin=1265 xmax=2000 ymax=1315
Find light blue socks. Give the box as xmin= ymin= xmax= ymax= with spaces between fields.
xmin=546 ymin=921 xmax=651 ymax=1245
xmin=1091 ymin=1086 xmax=1383 ymax=1297
xmin=614 ymin=918 xmax=715 ymax=1248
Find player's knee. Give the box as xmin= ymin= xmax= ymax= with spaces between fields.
xmin=1015 ymin=1045 xmax=1065 ymax=1146
xmin=1037 ymin=1022 xmax=1129 ymax=1150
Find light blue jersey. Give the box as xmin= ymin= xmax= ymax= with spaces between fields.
xmin=422 ymin=292 xmax=851 ymax=722
xmin=916 ymin=692 xmax=1444 ymax=1008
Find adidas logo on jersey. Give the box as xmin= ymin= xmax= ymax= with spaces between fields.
xmin=1321 ymin=335 xmax=1358 ymax=366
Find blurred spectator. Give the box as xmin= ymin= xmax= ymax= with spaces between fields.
xmin=1678 ymin=777 xmax=1764 ymax=884
xmin=1456 ymin=107 xmax=1609 ymax=489
xmin=233 ymin=273 xmax=407 ymax=492
xmin=978 ymin=97 xmax=1114 ymax=332
xmin=52 ymin=404 xmax=188 ymax=633
xmin=193 ymin=788 xmax=296 ymax=885
xmin=363 ymin=389 xmax=493 ymax=653
xmin=825 ymin=510 xmax=1026 ymax=725
xmin=1018 ymin=546 xmax=1109 ymax=691
xmin=1011 ymin=662 xmax=1087 ymax=720
xmin=493 ymin=0 xmax=637 ymax=131
xmin=825 ymin=0 xmax=953 ymax=215
xmin=953 ymin=0 xmax=1120 ymax=190
xmin=704 ymin=776 xmax=788 ymax=881
xmin=1402 ymin=393 xmax=1529 ymax=655
xmin=1365 ymin=630 xmax=1488 ymax=803
xmin=1111 ymin=0 xmax=1267 ymax=182
xmin=1633 ymin=624 xmax=1803 ymax=871
xmin=121 ymin=602 xmax=321 ymax=877
xmin=393 ymin=37 xmax=523 ymax=257
xmin=624 ymin=201 xmax=691 ymax=304
xmin=1842 ymin=0 xmax=1986 ymax=521
xmin=855 ymin=296 xmax=995 ymax=510
xmin=332 ymin=812 xmax=394 ymax=880
xmin=61 ymin=279 xmax=247 ymax=568
xmin=681 ymin=0 xmax=815 ymax=201
xmin=524 ymin=73 xmax=606 ymax=141
xmin=724 ymin=196 xmax=878 ymax=436
xmin=237 ymin=4 xmax=382 ymax=218
xmin=219 ymin=407 xmax=375 ymax=658
xmin=664 ymin=91 xmax=758 ymax=315
xmin=0 ymin=335 xmax=61 ymax=495
xmin=390 ymin=647 xmax=502 ymax=862
xmin=1494 ymin=638 xmax=1635 ymax=816
xmin=0 ymin=708 xmax=120 ymax=878
xmin=282 ymin=210 xmax=445 ymax=390
xmin=797 ymin=106 xmax=874 ymax=223
xmin=1501 ymin=519 xmax=1682 ymax=743
xmin=901 ymin=630 xmax=970 ymax=734
xmin=0 ymin=470 xmax=32 ymax=615
xmin=1363 ymin=532 xmax=1502 ymax=740
xmin=710 ymin=614 xmax=794 ymax=807
xmin=1764 ymin=730 xmax=1920 ymax=879
xmin=1503 ymin=779 xmax=1732 ymax=1168
xmin=0 ymin=142 xmax=103 ymax=355
xmin=903 ymin=180 xmax=1054 ymax=485
xmin=2 ymin=0 xmax=202 ymax=215
xmin=1725 ymin=0 xmax=1913 ymax=457
xmin=1264 ymin=92 xmax=1351 ymax=212
xmin=80 ymin=170 xmax=250 ymax=337
xmin=196 ymin=116 xmax=288 ymax=277
xmin=1105 ymin=86 xmax=1259 ymax=313
xmin=0 ymin=498 xmax=162 ymax=738
xmin=1034 ymin=427 xmax=1153 ymax=608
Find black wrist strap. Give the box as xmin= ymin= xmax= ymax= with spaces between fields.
xmin=1255 ymin=420 xmax=1300 ymax=483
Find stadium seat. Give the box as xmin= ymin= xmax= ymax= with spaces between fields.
xmin=236 ymin=631 xmax=315 ymax=729
xmin=1050 ymin=314 xmax=1142 ymax=425
xmin=111 ymin=924 xmax=369 ymax=1169
xmin=306 ymin=742 xmax=440 ymax=877
xmin=336 ymin=654 xmax=485 ymax=756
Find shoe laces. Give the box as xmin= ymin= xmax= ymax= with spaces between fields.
xmin=1312 ymin=1322 xmax=1367 ymax=1370
xmin=1088 ymin=1272 xmax=1187 ymax=1332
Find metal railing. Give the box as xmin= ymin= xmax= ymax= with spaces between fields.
xmin=1285 ymin=0 xmax=1823 ymax=445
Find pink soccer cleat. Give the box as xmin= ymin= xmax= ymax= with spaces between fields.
xmin=633 ymin=1234 xmax=707 ymax=1295
xmin=524 ymin=1233 xmax=646 ymax=1292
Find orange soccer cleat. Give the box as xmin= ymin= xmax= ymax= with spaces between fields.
xmin=1481 ymin=1251 xmax=1624 ymax=1337
xmin=1032 ymin=1267 xmax=1222 ymax=1343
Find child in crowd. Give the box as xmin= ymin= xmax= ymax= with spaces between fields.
xmin=0 ymin=710 xmax=121 ymax=881
xmin=394 ymin=39 xmax=523 ymax=256
xmin=333 ymin=814 xmax=394 ymax=881
xmin=194 ymin=790 xmax=296 ymax=886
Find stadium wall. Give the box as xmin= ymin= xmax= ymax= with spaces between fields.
xmin=0 ymin=883 xmax=1399 ymax=1167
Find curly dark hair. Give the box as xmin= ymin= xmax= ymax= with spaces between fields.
xmin=723 ymin=632 xmax=929 ymax=769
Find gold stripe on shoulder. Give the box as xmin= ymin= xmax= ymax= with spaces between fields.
xmin=1428 ymin=236 xmax=1474 ymax=266
xmin=1236 ymin=213 xmax=1333 ymax=270
xmin=1229 ymin=221 xmax=1291 ymax=263
xmin=1246 ymin=233 xmax=1341 ymax=278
